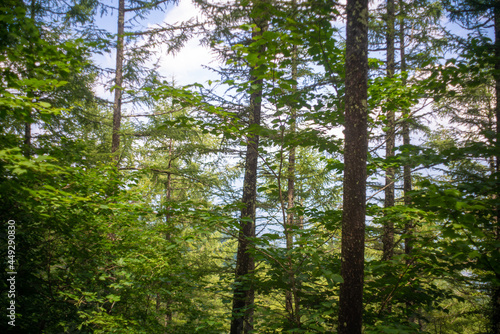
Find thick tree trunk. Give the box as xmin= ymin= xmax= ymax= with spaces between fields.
xmin=112 ymin=0 xmax=125 ymax=161
xmin=382 ymin=0 xmax=395 ymax=262
xmin=230 ymin=11 xmax=267 ymax=332
xmin=337 ymin=0 xmax=369 ymax=332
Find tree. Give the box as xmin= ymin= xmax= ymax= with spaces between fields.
xmin=5 ymin=0 xmax=500 ymax=332
xmin=112 ymin=0 xmax=125 ymax=160
xmin=382 ymin=0 xmax=396 ymax=262
xmin=438 ymin=1 xmax=500 ymax=332
xmin=230 ymin=1 xmax=268 ymax=331
xmin=337 ymin=0 xmax=369 ymax=332
xmin=94 ymin=0 xmax=193 ymax=163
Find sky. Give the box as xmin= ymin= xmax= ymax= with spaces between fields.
xmin=93 ymin=0 xmax=218 ymax=90
xmin=156 ymin=1 xmax=218 ymax=85
xmin=84 ymin=0 xmax=496 ymax=224
xmin=90 ymin=0 xmax=493 ymax=146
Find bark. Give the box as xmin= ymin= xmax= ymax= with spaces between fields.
xmin=337 ymin=0 xmax=369 ymax=332
xmin=230 ymin=76 xmax=261 ymax=334
xmin=399 ymin=3 xmax=416 ymax=324
xmin=230 ymin=8 xmax=267 ymax=332
xmin=112 ymin=0 xmax=125 ymax=161
xmin=492 ymin=2 xmax=500 ymax=333
xmin=382 ymin=0 xmax=396 ymax=262
xmin=24 ymin=114 xmax=31 ymax=158
xmin=164 ymin=138 xmax=173 ymax=328
xmin=24 ymin=0 xmax=36 ymax=159
xmin=285 ymin=128 xmax=298 ymax=327
xmin=400 ymin=0 xmax=413 ymax=259
xmin=285 ymin=39 xmax=300 ymax=328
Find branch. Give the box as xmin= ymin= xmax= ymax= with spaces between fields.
xmin=122 ymin=108 xmax=186 ymax=118
xmin=123 ymin=0 xmax=170 ymax=13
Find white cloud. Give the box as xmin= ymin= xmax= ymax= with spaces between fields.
xmin=156 ymin=1 xmax=219 ymax=86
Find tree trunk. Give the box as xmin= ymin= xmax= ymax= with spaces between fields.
xmin=337 ymin=0 xmax=369 ymax=332
xmin=112 ymin=0 xmax=125 ymax=161
xmin=24 ymin=0 xmax=37 ymax=159
xmin=230 ymin=8 xmax=267 ymax=332
xmin=382 ymin=0 xmax=395 ymax=262
xmin=285 ymin=38 xmax=300 ymax=328
xmin=492 ymin=2 xmax=500 ymax=333
xmin=400 ymin=0 xmax=412 ymax=260
xmin=399 ymin=1 xmax=416 ymax=324
xmin=230 ymin=77 xmax=262 ymax=334
xmin=24 ymin=114 xmax=31 ymax=158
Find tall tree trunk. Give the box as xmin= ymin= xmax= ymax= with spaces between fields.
xmin=24 ymin=0 xmax=37 ymax=159
xmin=492 ymin=2 xmax=500 ymax=333
xmin=165 ymin=138 xmax=173 ymax=326
xmin=230 ymin=7 xmax=267 ymax=332
xmin=382 ymin=0 xmax=396 ymax=262
xmin=285 ymin=38 xmax=300 ymax=328
xmin=400 ymin=1 xmax=416 ymax=324
xmin=230 ymin=76 xmax=262 ymax=334
xmin=337 ymin=0 xmax=369 ymax=332
xmin=112 ymin=0 xmax=125 ymax=161
xmin=400 ymin=0 xmax=412 ymax=260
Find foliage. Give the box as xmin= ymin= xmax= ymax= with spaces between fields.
xmin=0 ymin=0 xmax=498 ymax=333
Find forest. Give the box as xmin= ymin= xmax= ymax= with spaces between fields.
xmin=0 ymin=0 xmax=499 ymax=333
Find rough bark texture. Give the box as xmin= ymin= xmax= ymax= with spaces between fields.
xmin=337 ymin=0 xmax=368 ymax=332
xmin=111 ymin=0 xmax=125 ymax=160
xmin=230 ymin=9 xmax=267 ymax=332
xmin=230 ymin=75 xmax=262 ymax=334
xmin=382 ymin=0 xmax=395 ymax=262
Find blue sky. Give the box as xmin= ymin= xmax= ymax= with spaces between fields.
xmin=92 ymin=0 xmax=217 ymax=93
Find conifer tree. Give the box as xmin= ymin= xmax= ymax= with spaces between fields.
xmin=338 ymin=0 xmax=369 ymax=332
xmin=382 ymin=0 xmax=396 ymax=262
xmin=229 ymin=1 xmax=268 ymax=332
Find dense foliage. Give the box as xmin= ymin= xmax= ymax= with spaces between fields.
xmin=1 ymin=0 xmax=499 ymax=333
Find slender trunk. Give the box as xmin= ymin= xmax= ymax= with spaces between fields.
xmin=492 ymin=2 xmax=500 ymax=333
xmin=285 ymin=134 xmax=296 ymax=325
xmin=165 ymin=138 xmax=173 ymax=328
xmin=24 ymin=116 xmax=31 ymax=158
xmin=230 ymin=11 xmax=267 ymax=332
xmin=400 ymin=0 xmax=412 ymax=260
xmin=166 ymin=138 xmax=173 ymax=225
xmin=156 ymin=139 xmax=174 ymax=331
xmin=337 ymin=0 xmax=369 ymax=332
xmin=400 ymin=2 xmax=416 ymax=324
xmin=112 ymin=0 xmax=125 ymax=161
xmin=382 ymin=0 xmax=396 ymax=262
xmin=285 ymin=39 xmax=300 ymax=328
xmin=24 ymin=0 xmax=37 ymax=159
